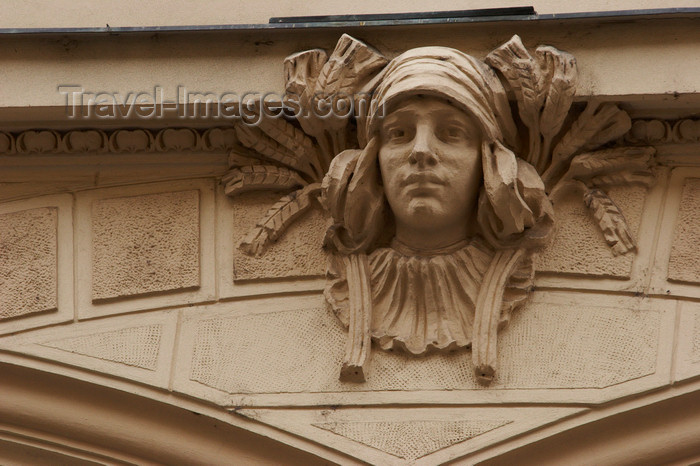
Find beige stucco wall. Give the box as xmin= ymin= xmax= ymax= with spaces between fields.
xmin=1 ymin=0 xmax=699 ymax=28
xmin=0 ymin=14 xmax=700 ymax=115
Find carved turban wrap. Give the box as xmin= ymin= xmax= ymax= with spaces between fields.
xmin=323 ymin=46 xmax=553 ymax=254
xmin=362 ymin=47 xmax=519 ymax=149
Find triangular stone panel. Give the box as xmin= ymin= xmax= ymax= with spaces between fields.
xmin=235 ymin=406 xmax=584 ymax=465
xmin=313 ymin=419 xmax=511 ymax=460
xmin=40 ymin=324 xmax=163 ymax=370
xmin=0 ymin=311 xmax=177 ymax=388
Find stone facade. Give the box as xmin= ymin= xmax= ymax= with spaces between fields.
xmin=1 ymin=6 xmax=700 ymax=465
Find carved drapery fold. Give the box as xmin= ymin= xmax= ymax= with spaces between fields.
xmin=326 ymin=238 xmax=534 ymax=383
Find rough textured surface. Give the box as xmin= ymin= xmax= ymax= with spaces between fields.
xmin=92 ymin=190 xmax=200 ymax=300
xmin=693 ymin=312 xmax=700 ymax=364
xmin=41 ymin=324 xmax=162 ymax=370
xmin=189 ymin=301 xmax=659 ymax=393
xmin=537 ymin=185 xmax=646 ymax=278
xmin=313 ymin=420 xmax=511 ymax=460
xmin=0 ymin=207 xmax=57 ymax=320
xmin=668 ymin=178 xmax=700 ymax=284
xmin=230 ymin=192 xmax=326 ymax=281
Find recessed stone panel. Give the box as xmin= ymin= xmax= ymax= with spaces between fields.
xmin=693 ymin=312 xmax=700 ymax=364
xmin=0 ymin=310 xmax=178 ymax=388
xmin=668 ymin=178 xmax=700 ymax=284
xmin=672 ymin=302 xmax=700 ymax=382
xmin=536 ymin=185 xmax=646 ymax=278
xmin=0 ymin=207 xmax=57 ymax=320
xmin=313 ymin=420 xmax=511 ymax=461
xmin=235 ymin=406 xmax=584 ymax=466
xmin=230 ymin=192 xmax=326 ymax=281
xmin=188 ymin=298 xmax=660 ymax=394
xmin=91 ymin=190 xmax=200 ymax=301
xmin=41 ymin=324 xmax=163 ymax=370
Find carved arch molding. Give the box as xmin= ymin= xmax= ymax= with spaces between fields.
xmin=2 ymin=362 xmax=700 ymax=465
xmin=1 ymin=30 xmax=700 ymax=465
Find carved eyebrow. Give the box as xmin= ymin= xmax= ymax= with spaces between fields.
xmin=441 ymin=117 xmax=480 ymax=133
xmin=380 ymin=108 xmax=414 ymax=126
xmin=434 ymin=112 xmax=481 ymax=135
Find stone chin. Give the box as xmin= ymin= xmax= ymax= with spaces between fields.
xmin=398 ymin=198 xmax=464 ymax=233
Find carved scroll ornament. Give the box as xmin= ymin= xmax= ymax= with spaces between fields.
xmin=223 ymin=34 xmax=656 ymax=384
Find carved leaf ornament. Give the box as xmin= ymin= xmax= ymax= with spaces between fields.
xmin=223 ymin=34 xmax=655 ymax=384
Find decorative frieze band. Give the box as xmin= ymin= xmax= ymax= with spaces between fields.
xmin=625 ymin=118 xmax=700 ymax=144
xmin=0 ymin=127 xmax=238 ymax=154
xmin=0 ymin=118 xmax=698 ymax=156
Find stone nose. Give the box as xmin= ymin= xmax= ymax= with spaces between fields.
xmin=408 ymin=126 xmax=438 ymax=167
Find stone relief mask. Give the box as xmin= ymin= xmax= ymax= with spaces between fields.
xmin=223 ymin=34 xmax=656 ymax=384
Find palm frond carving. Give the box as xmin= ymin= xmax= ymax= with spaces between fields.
xmin=223 ymin=35 xmax=388 ymax=257
xmin=239 ymin=183 xmax=322 ymax=257
xmin=487 ymin=35 xmax=655 ymax=255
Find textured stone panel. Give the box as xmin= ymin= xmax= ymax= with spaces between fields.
xmin=189 ymin=301 xmax=659 ymax=393
xmin=230 ymin=192 xmax=326 ymax=281
xmin=41 ymin=324 xmax=162 ymax=370
xmin=92 ymin=190 xmax=200 ymax=300
xmin=313 ymin=420 xmax=511 ymax=460
xmin=536 ymin=186 xmax=645 ymax=278
xmin=0 ymin=207 xmax=57 ymax=320
xmin=693 ymin=312 xmax=700 ymax=364
xmin=668 ymin=178 xmax=700 ymax=284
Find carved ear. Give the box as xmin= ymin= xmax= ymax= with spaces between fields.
xmin=478 ymin=140 xmax=554 ymax=249
xmin=322 ymin=137 xmax=386 ymax=254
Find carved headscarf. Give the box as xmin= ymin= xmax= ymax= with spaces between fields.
xmin=323 ymin=46 xmax=553 ymax=254
xmin=361 ymin=46 xmax=519 ymax=149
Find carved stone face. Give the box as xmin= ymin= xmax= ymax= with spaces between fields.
xmin=378 ymin=96 xmax=482 ymax=250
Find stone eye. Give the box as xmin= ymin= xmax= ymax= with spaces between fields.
xmin=441 ymin=126 xmax=468 ymax=142
xmin=388 ymin=128 xmax=406 ymax=140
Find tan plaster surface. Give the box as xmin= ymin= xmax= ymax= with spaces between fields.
xmin=0 ymin=194 xmax=74 ymax=334
xmin=0 ymin=207 xmax=57 ymax=319
xmin=537 ymin=185 xmax=646 ymax=279
xmin=650 ymin=167 xmax=700 ymax=300
xmin=74 ymin=179 xmax=216 ymax=320
xmin=0 ymin=18 xmax=699 ymax=112
xmin=0 ymin=0 xmax=697 ymax=28
xmin=668 ymin=177 xmax=700 ymax=284
xmin=229 ymin=192 xmax=326 ymax=281
xmin=91 ymin=189 xmax=200 ymax=300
